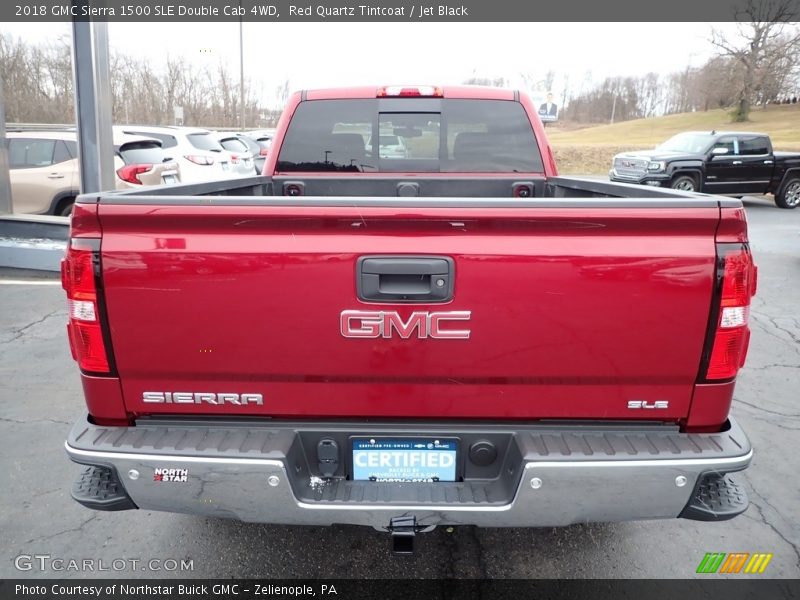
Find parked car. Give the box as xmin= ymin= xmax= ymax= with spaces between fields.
xmin=610 ymin=131 xmax=800 ymax=208
xmin=113 ymin=133 xmax=181 ymax=190
xmin=5 ymin=130 xmax=180 ymax=216
xmin=230 ymin=132 xmax=268 ymax=174
xmin=247 ymin=129 xmax=276 ymax=143
xmin=5 ymin=130 xmax=78 ymax=215
xmin=211 ymin=132 xmax=259 ymax=176
xmin=63 ymin=86 xmax=755 ymax=554
xmin=117 ymin=126 xmax=235 ymax=183
xmin=246 ymin=129 xmax=275 ymax=158
xmin=366 ymin=134 xmax=408 ymax=159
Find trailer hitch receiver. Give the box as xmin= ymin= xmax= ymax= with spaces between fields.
xmin=388 ymin=515 xmax=417 ymax=554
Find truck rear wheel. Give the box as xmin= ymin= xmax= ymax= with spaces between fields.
xmin=775 ymin=177 xmax=800 ymax=209
xmin=671 ymin=175 xmax=698 ymax=192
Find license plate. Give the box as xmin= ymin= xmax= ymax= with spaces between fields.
xmin=162 ymin=175 xmax=177 ymax=185
xmin=352 ymin=438 xmax=457 ymax=482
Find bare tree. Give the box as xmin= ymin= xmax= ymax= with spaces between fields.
xmin=690 ymin=56 xmax=741 ymax=111
xmin=560 ymin=74 xmax=570 ymax=112
xmin=711 ymin=0 xmax=800 ymax=121
xmin=462 ymin=76 xmax=508 ymax=87
xmin=0 ymin=33 xmax=75 ymax=123
xmin=2 ymin=33 xmax=271 ymax=129
xmin=275 ymin=79 xmax=291 ymax=111
xmin=518 ymin=72 xmax=538 ymax=94
xmin=543 ymin=70 xmax=556 ymax=93
xmin=640 ymin=72 xmax=662 ymax=117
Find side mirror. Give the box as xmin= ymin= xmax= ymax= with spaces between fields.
xmin=711 ymin=147 xmax=729 ymax=156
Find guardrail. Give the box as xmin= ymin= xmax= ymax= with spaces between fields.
xmin=0 ymin=214 xmax=69 ymax=272
xmin=5 ymin=123 xmax=76 ymax=132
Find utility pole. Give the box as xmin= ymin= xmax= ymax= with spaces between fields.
xmin=0 ymin=75 xmax=13 ymax=214
xmin=72 ymin=12 xmax=115 ymax=194
xmin=239 ymin=6 xmax=245 ymax=132
xmin=610 ymin=94 xmax=617 ymax=125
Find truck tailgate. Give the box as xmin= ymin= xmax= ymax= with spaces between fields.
xmin=97 ymin=201 xmax=719 ymax=421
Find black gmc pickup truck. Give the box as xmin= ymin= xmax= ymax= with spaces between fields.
xmin=610 ymin=131 xmax=800 ymax=208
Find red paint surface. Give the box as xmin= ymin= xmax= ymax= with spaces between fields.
xmin=96 ymin=203 xmax=724 ymax=421
xmin=686 ymin=381 xmax=737 ymax=430
xmin=81 ymin=374 xmax=127 ymax=422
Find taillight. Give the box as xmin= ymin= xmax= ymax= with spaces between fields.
xmin=116 ymin=163 xmax=153 ymax=184
xmin=184 ymin=154 xmax=214 ymax=165
xmin=259 ymin=148 xmax=269 ymax=156
xmin=230 ymin=154 xmax=240 ymax=164
xmin=703 ymin=244 xmax=757 ymax=381
xmin=61 ymin=240 xmax=111 ymax=373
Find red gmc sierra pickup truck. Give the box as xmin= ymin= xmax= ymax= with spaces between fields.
xmin=62 ymin=86 xmax=756 ymax=553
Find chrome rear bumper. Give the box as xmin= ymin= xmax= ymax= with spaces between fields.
xmin=65 ymin=415 xmax=752 ymax=529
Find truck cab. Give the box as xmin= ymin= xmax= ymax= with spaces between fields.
xmin=610 ymin=130 xmax=800 ymax=208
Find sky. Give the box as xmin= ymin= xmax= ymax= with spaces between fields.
xmin=2 ymin=21 xmax=742 ymax=108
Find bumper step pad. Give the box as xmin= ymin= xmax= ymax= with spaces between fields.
xmin=71 ymin=465 xmax=137 ymax=512
xmin=680 ymin=473 xmax=748 ymax=521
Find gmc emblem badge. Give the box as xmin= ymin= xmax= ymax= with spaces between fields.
xmin=340 ymin=310 xmax=471 ymax=339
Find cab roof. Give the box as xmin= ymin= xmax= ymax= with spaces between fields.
xmin=302 ymin=85 xmax=517 ymax=101
xmin=682 ymin=130 xmax=769 ymax=137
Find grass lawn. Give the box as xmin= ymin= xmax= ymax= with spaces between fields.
xmin=547 ymin=104 xmax=800 ymax=174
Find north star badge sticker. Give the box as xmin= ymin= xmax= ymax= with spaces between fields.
xmin=153 ymin=468 xmax=188 ymax=482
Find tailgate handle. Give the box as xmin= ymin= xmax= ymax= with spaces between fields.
xmin=357 ymin=256 xmax=454 ymax=303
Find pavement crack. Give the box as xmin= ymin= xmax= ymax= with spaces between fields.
xmin=436 ymin=526 xmax=487 ymax=579
xmin=32 ymin=487 xmax=62 ymax=498
xmin=465 ymin=526 xmax=489 ymax=579
xmin=750 ymin=312 xmax=800 ymax=354
xmin=741 ymin=475 xmax=800 ymax=571
xmin=0 ymin=310 xmax=63 ymax=344
xmin=24 ymin=514 xmax=98 ymax=544
xmin=439 ymin=527 xmax=457 ymax=578
xmin=0 ymin=417 xmax=72 ymax=425
xmin=766 ymin=315 xmax=800 ymax=347
xmin=733 ymin=399 xmax=800 ymax=418
xmin=748 ymin=419 xmax=800 ymax=431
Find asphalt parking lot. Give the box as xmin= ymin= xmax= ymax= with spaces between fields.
xmin=1 ymin=195 xmax=798 ymax=579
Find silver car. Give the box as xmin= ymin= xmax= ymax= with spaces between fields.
xmin=211 ymin=132 xmax=258 ymax=176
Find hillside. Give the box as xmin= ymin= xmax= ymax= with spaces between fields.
xmin=547 ymin=104 xmax=800 ymax=175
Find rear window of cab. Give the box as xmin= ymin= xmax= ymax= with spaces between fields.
xmin=276 ymin=98 xmax=542 ymax=173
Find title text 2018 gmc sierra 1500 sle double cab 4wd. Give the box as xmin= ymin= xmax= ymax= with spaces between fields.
xmin=610 ymin=131 xmax=800 ymax=208
xmin=62 ymin=86 xmax=756 ymax=553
